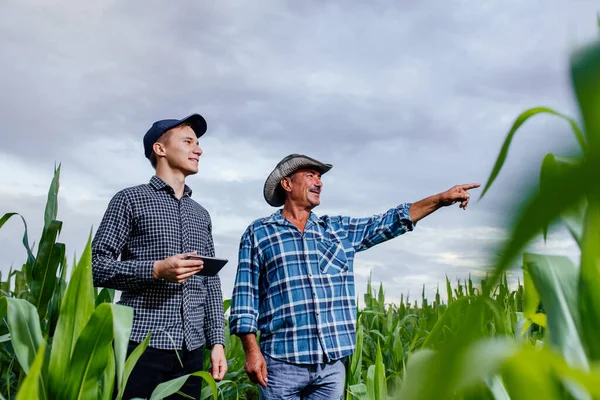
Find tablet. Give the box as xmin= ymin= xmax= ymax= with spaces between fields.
xmin=185 ymin=255 xmax=228 ymax=277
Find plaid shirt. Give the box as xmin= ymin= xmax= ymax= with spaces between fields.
xmin=92 ymin=176 xmax=225 ymax=351
xmin=229 ymin=204 xmax=415 ymax=364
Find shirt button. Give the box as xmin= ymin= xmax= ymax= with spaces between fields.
xmin=313 ymin=291 xmax=317 ymax=296
xmin=308 ymin=273 xmax=313 ymax=278
xmin=316 ymin=311 xmax=319 ymax=316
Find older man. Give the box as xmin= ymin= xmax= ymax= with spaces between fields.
xmin=229 ymin=153 xmax=479 ymax=399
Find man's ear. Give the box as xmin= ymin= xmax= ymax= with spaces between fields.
xmin=280 ymin=177 xmax=292 ymax=192
xmin=153 ymin=141 xmax=167 ymax=157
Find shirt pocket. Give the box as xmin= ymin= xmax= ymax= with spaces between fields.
xmin=317 ymin=238 xmax=349 ymax=275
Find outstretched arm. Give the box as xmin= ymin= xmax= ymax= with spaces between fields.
xmin=408 ymin=183 xmax=480 ymax=223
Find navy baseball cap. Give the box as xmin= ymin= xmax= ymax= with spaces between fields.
xmin=143 ymin=113 xmax=207 ymax=159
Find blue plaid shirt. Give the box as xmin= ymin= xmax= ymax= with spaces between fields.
xmin=229 ymin=203 xmax=415 ymax=364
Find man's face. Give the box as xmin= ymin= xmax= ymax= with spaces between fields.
xmin=284 ymin=168 xmax=323 ymax=208
xmin=157 ymin=125 xmax=202 ymax=175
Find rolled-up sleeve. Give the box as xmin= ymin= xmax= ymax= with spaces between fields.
xmin=92 ymin=191 xmax=155 ymax=291
xmin=229 ymin=226 xmax=260 ymax=335
xmin=342 ymin=203 xmax=416 ymax=252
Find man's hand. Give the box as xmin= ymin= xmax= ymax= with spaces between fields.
xmin=437 ymin=183 xmax=481 ymax=210
xmin=409 ymin=183 xmax=480 ymax=223
xmin=244 ymin=349 xmax=268 ymax=388
xmin=208 ymin=344 xmax=227 ymax=381
xmin=152 ymin=252 xmax=204 ymax=283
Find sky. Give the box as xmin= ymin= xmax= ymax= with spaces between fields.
xmin=0 ymin=0 xmax=598 ymax=304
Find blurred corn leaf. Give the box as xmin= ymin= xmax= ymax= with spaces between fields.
xmin=479 ymin=107 xmax=586 ymax=199
xmin=523 ymin=253 xmax=588 ymax=368
xmin=540 ymin=154 xmax=584 ymax=242
xmin=578 ymin=201 xmax=600 ymax=362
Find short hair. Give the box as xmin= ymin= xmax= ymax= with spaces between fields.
xmin=148 ymin=122 xmax=192 ymax=168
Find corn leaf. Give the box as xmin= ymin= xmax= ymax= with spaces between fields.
xmin=60 ymin=303 xmax=115 ymax=400
xmin=571 ymin=40 xmax=600 ymax=152
xmin=578 ymin=201 xmax=600 ymax=362
xmin=27 ymin=220 xmax=64 ymax=322
xmin=523 ymin=253 xmax=588 ymax=369
xmin=0 ymin=297 xmax=43 ymax=374
xmin=0 ymin=213 xmax=35 ymax=267
xmin=488 ymin=162 xmax=589 ymax=289
xmin=47 ymin=231 xmax=95 ymax=395
xmin=15 ymin=341 xmax=46 ymax=400
xmin=480 ymin=107 xmax=586 ymax=199
xmin=111 ymin=304 xmax=134 ymax=397
xmin=43 ymin=164 xmax=60 ymax=230
xmin=149 ymin=371 xmax=218 ymax=400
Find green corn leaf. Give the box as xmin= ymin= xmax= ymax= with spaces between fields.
xmin=95 ymin=288 xmax=115 ymax=307
xmin=373 ymin=343 xmax=387 ymax=399
xmin=0 ymin=297 xmax=43 ymax=374
xmin=488 ymin=162 xmax=589 ymax=290
xmin=522 ymin=268 xmax=541 ymax=324
xmin=571 ymin=40 xmax=600 ymax=152
xmin=60 ymin=303 xmax=115 ymax=400
xmin=27 ymin=220 xmax=64 ymax=322
xmin=100 ymin=347 xmax=116 ymax=400
xmin=480 ymin=107 xmax=586 ymax=199
xmin=0 ymin=213 xmax=35 ymax=267
xmin=43 ymin=164 xmax=60 ymax=230
xmin=48 ymin=231 xmax=95 ymax=395
xmin=149 ymin=371 xmax=217 ymax=400
xmin=112 ymin=304 xmax=134 ymax=397
xmin=523 ymin=253 xmax=588 ymax=369
xmin=540 ymin=154 xmax=583 ymax=241
xmin=578 ymin=201 xmax=600 ymax=362
xmin=15 ymin=341 xmax=46 ymax=400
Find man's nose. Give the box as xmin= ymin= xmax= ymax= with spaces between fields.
xmin=194 ymin=146 xmax=203 ymax=155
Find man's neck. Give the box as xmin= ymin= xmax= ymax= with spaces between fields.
xmin=281 ymin=203 xmax=313 ymax=232
xmin=155 ymin=166 xmax=187 ymax=199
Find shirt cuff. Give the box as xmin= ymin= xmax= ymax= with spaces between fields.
xmin=135 ymin=260 xmax=156 ymax=282
xmin=206 ymin=330 xmax=225 ymax=348
xmin=397 ymin=203 xmax=416 ymax=230
xmin=229 ymin=314 xmax=258 ymax=335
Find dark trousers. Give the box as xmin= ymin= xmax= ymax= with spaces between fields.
xmin=120 ymin=341 xmax=205 ymax=400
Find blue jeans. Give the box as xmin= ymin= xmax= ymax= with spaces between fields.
xmin=259 ymin=354 xmax=346 ymax=400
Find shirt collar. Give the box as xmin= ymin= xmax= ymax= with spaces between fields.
xmin=263 ymin=209 xmax=324 ymax=228
xmin=149 ymin=176 xmax=193 ymax=197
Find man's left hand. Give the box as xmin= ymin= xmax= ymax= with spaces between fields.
xmin=437 ymin=183 xmax=481 ymax=210
xmin=209 ymin=344 xmax=228 ymax=381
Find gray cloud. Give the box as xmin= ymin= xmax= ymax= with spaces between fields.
xmin=1 ymin=0 xmax=597 ymax=302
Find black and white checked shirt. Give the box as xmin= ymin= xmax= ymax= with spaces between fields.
xmin=92 ymin=176 xmax=225 ymax=350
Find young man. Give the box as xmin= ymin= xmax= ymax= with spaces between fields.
xmin=229 ymin=153 xmax=479 ymax=399
xmin=92 ymin=114 xmax=227 ymax=399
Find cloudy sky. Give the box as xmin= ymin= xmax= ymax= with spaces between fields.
xmin=1 ymin=0 xmax=597 ymax=304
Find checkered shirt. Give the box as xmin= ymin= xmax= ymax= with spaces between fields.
xmin=92 ymin=176 xmax=225 ymax=350
xmin=229 ymin=204 xmax=415 ymax=364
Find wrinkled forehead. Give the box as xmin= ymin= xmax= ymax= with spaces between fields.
xmin=288 ymin=168 xmax=322 ymax=178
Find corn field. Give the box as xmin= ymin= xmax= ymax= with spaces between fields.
xmin=1 ymin=21 xmax=600 ymax=400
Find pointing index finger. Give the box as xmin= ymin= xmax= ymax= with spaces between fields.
xmin=458 ymin=183 xmax=481 ymax=191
